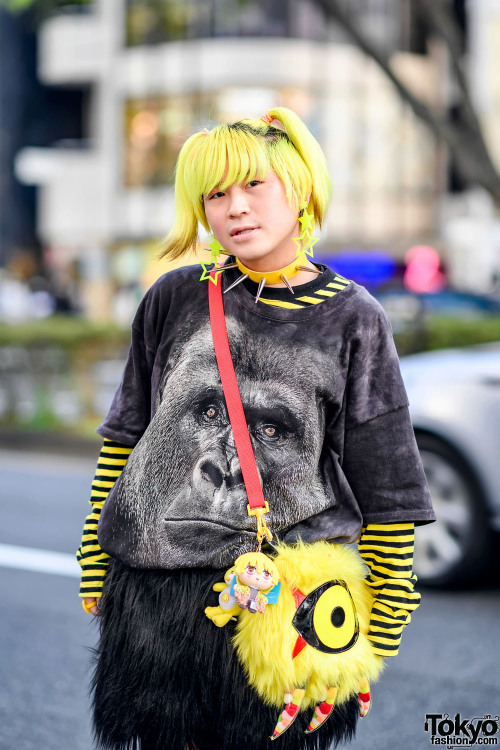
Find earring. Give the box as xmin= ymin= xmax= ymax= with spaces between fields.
xmin=208 ymin=235 xmax=223 ymax=264
xmin=293 ymin=203 xmax=317 ymax=258
xmin=200 ymin=235 xmax=237 ymax=285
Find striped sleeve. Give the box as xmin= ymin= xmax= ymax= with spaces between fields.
xmin=358 ymin=522 xmax=420 ymax=657
xmin=76 ymin=438 xmax=133 ymax=599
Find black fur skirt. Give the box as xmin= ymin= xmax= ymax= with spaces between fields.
xmin=91 ymin=558 xmax=359 ymax=750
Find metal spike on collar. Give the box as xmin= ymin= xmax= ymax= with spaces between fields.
xmin=224 ymin=274 xmax=248 ymax=294
xmin=219 ymin=262 xmax=239 ymax=270
xmin=280 ymin=274 xmax=295 ymax=294
xmin=255 ymin=278 xmax=266 ymax=304
xmin=297 ymin=265 xmax=321 ymax=274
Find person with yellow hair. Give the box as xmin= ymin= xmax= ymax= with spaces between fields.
xmin=233 ymin=551 xmax=280 ymax=585
xmin=77 ymin=107 xmax=434 ymax=750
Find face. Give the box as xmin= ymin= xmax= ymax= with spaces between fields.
xmin=99 ymin=316 xmax=333 ymax=569
xmin=238 ymin=563 xmax=274 ymax=590
xmin=203 ymin=170 xmax=300 ymax=270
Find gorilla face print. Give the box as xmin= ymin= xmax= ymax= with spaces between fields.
xmin=98 ymin=315 xmax=338 ymax=569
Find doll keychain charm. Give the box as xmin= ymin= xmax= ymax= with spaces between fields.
xmin=231 ymin=552 xmax=281 ymax=614
xmin=205 ymin=551 xmax=281 ymax=626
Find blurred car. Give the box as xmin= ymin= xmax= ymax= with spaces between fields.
xmin=376 ymin=288 xmax=500 ymax=335
xmin=377 ymin=288 xmax=500 ymax=315
xmin=400 ymin=343 xmax=500 ymax=587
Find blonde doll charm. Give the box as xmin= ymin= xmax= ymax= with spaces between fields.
xmin=233 ymin=552 xmax=281 ymax=613
xmin=205 ymin=552 xmax=281 ymax=626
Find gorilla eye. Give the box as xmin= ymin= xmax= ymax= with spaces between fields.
xmin=256 ymin=423 xmax=282 ymax=443
xmin=194 ymin=397 xmax=227 ymax=428
xmin=292 ymin=581 xmax=359 ymax=655
xmin=199 ymin=403 xmax=222 ymax=423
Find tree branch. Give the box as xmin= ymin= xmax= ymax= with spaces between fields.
xmin=414 ymin=0 xmax=481 ymax=134
xmin=313 ymin=0 xmax=500 ymax=203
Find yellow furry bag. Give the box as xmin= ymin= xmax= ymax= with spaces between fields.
xmin=206 ymin=277 xmax=384 ymax=739
xmin=205 ymin=541 xmax=384 ymax=738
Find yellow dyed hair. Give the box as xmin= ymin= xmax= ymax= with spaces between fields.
xmin=161 ymin=106 xmax=332 ymax=261
xmin=234 ymin=552 xmax=280 ymax=587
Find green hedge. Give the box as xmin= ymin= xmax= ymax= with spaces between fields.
xmin=1 ymin=312 xmax=500 ymax=354
xmin=0 ymin=315 xmax=130 ymax=350
xmin=1 ymin=314 xmax=499 ymax=436
xmin=394 ymin=315 xmax=500 ymax=355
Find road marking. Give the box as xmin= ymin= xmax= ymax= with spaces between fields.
xmin=0 ymin=543 xmax=81 ymax=577
xmin=0 ymin=450 xmax=95 ymax=477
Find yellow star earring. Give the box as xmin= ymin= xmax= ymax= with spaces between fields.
xmin=208 ymin=235 xmax=223 ymax=264
xmin=293 ymin=203 xmax=317 ymax=258
xmin=200 ymin=235 xmax=238 ymax=285
xmin=298 ymin=205 xmax=314 ymax=234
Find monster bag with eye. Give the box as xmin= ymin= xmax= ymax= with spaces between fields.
xmin=205 ymin=540 xmax=385 ymax=739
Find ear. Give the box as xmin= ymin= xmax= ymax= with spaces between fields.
xmin=299 ymin=190 xmax=312 ymax=216
xmin=300 ymin=193 xmax=312 ymax=212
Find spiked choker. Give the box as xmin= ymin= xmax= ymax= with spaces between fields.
xmin=225 ymin=251 xmax=321 ymax=303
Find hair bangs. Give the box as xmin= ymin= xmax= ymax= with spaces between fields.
xmin=235 ymin=552 xmax=280 ymax=585
xmin=191 ymin=126 xmax=270 ymax=210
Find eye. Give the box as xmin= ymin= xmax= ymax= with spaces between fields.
xmin=246 ymin=180 xmax=262 ymax=188
xmin=207 ymin=190 xmax=224 ymax=200
xmin=246 ymin=565 xmax=255 ymax=575
xmin=263 ymin=570 xmax=271 ymax=579
xmin=292 ymin=581 xmax=359 ymax=654
xmin=199 ymin=403 xmax=222 ymax=424
xmin=256 ymin=423 xmax=282 ymax=443
xmin=195 ymin=396 xmax=227 ymax=427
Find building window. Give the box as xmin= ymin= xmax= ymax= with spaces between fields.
xmin=123 ymin=87 xmax=316 ymax=187
xmin=124 ymin=95 xmax=202 ymax=187
xmin=124 ymin=0 xmax=325 ymax=46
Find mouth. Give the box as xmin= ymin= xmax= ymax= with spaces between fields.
xmin=163 ymin=517 xmax=254 ymax=534
xmin=230 ymin=226 xmax=260 ymax=239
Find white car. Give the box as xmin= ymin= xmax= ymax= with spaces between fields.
xmin=400 ymin=344 xmax=500 ymax=587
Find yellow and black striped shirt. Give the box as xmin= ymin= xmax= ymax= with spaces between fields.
xmin=76 ymin=439 xmax=133 ymax=599
xmin=358 ymin=523 xmax=419 ymax=656
xmin=77 ymin=267 xmax=420 ymax=656
xmin=257 ymin=276 xmax=351 ymax=309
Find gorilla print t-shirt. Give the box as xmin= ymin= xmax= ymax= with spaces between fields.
xmin=97 ymin=262 xmax=435 ymax=569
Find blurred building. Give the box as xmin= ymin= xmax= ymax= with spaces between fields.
xmin=440 ymin=0 xmax=500 ymax=294
xmin=0 ymin=6 xmax=85 ymax=280
xmin=16 ymin=0 xmax=447 ymax=320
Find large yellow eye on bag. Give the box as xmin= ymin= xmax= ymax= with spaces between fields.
xmin=293 ymin=580 xmax=359 ymax=654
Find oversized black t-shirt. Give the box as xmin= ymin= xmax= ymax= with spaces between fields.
xmin=97 ymin=262 xmax=435 ymax=569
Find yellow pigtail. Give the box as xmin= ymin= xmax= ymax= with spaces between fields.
xmin=162 ymin=131 xmax=208 ymax=261
xmin=265 ymin=106 xmax=332 ymax=230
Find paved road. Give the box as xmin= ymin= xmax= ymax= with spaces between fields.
xmin=1 ymin=450 xmax=499 ymax=750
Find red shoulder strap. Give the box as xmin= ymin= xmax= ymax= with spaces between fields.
xmin=208 ymin=274 xmax=267 ymax=511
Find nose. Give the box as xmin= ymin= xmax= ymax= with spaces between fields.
xmin=227 ymin=186 xmax=250 ymax=218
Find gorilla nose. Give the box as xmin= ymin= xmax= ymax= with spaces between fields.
xmin=200 ymin=461 xmax=223 ymax=489
xmin=200 ymin=460 xmax=244 ymax=490
xmin=226 ymin=469 xmax=244 ymax=489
